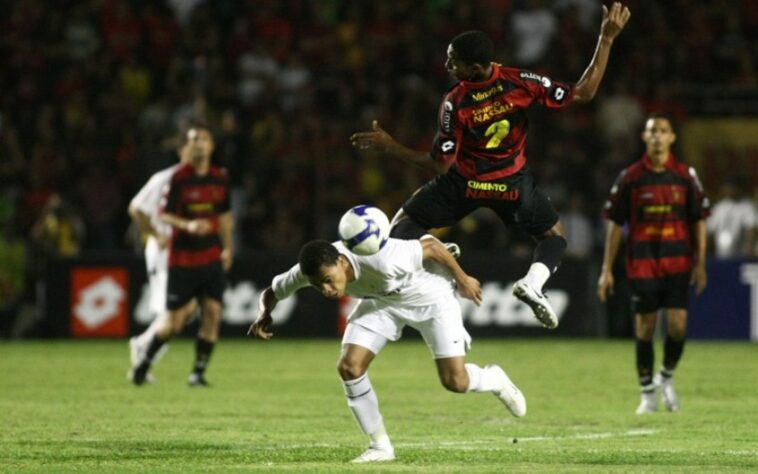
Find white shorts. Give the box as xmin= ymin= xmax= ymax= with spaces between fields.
xmin=145 ymin=236 xmax=169 ymax=316
xmin=342 ymin=294 xmax=471 ymax=359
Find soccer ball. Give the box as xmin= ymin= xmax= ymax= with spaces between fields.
xmin=338 ymin=205 xmax=390 ymax=255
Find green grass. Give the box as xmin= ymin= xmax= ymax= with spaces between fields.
xmin=1 ymin=338 xmax=757 ymax=473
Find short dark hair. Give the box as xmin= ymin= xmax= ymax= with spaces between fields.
xmin=450 ymin=30 xmax=494 ymax=66
xmin=299 ymin=240 xmax=339 ymax=276
xmin=178 ymin=122 xmax=213 ymax=147
xmin=646 ymin=112 xmax=675 ymax=131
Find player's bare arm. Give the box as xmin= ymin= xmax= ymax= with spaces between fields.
xmin=161 ymin=212 xmax=213 ymax=235
xmin=248 ymin=287 xmax=277 ymax=340
xmin=218 ymin=211 xmax=234 ymax=272
xmin=350 ymin=120 xmax=449 ymax=174
xmin=573 ymin=2 xmax=631 ymax=103
xmin=420 ymin=237 xmax=482 ymax=306
xmin=597 ymin=221 xmax=623 ymax=302
xmin=691 ymin=219 xmax=707 ymax=295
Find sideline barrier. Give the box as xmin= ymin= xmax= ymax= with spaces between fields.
xmin=41 ymin=253 xmax=755 ymax=340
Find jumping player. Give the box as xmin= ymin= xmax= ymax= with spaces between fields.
xmin=249 ymin=236 xmax=527 ymax=463
xmin=351 ymin=3 xmax=631 ymax=329
xmin=131 ymin=124 xmax=234 ymax=387
xmin=598 ymin=113 xmax=709 ymax=414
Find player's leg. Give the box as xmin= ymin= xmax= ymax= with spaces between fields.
xmin=130 ymin=303 xmax=193 ymax=385
xmin=507 ymin=174 xmax=565 ymax=329
xmin=634 ymin=289 xmax=660 ymax=414
xmin=390 ymin=174 xmax=472 ymax=239
xmin=340 ymin=322 xmax=395 ymax=463
xmin=130 ymin=239 xmax=168 ymax=375
xmin=415 ymin=298 xmax=527 ymax=417
xmin=131 ymin=267 xmax=196 ymax=386
xmin=655 ymin=276 xmax=689 ymax=411
xmin=188 ymin=296 xmax=222 ymax=387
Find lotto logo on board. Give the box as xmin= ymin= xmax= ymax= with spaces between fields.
xmin=70 ymin=267 xmax=129 ymax=337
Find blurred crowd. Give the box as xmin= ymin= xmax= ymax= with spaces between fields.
xmin=1 ymin=0 xmax=756 ymax=322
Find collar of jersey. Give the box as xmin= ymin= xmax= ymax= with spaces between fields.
xmin=458 ymin=62 xmax=498 ymax=89
xmin=642 ymin=153 xmax=677 ymax=171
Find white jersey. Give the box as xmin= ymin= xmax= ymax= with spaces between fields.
xmin=129 ymin=164 xmax=181 ymax=239
xmin=272 ymin=238 xmax=456 ymax=310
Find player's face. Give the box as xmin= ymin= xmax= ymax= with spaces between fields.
xmin=186 ymin=128 xmax=215 ymax=161
xmin=642 ymin=118 xmax=676 ymax=155
xmin=445 ymin=45 xmax=476 ymax=82
xmin=308 ymin=263 xmax=348 ymax=299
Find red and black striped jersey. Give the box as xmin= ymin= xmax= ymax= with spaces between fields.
xmin=603 ymin=154 xmax=710 ymax=281
xmin=432 ymin=64 xmax=574 ymax=181
xmin=162 ymin=163 xmax=231 ymax=268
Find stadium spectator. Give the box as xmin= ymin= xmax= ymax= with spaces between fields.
xmin=350 ymin=3 xmax=631 ymax=329
xmin=249 ymin=235 xmax=525 ymax=463
xmin=707 ymin=178 xmax=757 ymax=258
xmin=597 ymin=113 xmax=710 ymax=414
xmin=131 ymin=125 xmax=234 ymax=387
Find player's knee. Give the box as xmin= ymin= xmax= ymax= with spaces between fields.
xmin=337 ymin=357 xmax=366 ymax=381
xmin=440 ymin=371 xmax=468 ymax=393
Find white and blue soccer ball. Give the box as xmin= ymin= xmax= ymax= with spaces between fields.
xmin=338 ymin=205 xmax=390 ymax=255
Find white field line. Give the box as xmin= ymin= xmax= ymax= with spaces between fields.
xmin=250 ymin=429 xmax=660 ymax=452
xmin=398 ymin=429 xmax=658 ymax=448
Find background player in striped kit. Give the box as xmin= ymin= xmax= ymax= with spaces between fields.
xmin=598 ymin=112 xmax=710 ymax=414
xmin=131 ymin=124 xmax=234 ymax=387
xmin=249 ymin=235 xmax=526 ymax=463
xmin=351 ymin=3 xmax=631 ymax=330
xmin=127 ymin=138 xmax=196 ymax=383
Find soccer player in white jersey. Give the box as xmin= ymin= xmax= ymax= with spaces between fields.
xmin=248 ymin=236 xmax=527 ymax=463
xmin=127 ymin=142 xmax=196 ymax=382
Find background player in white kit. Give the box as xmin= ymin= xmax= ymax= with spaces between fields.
xmin=127 ymin=142 xmax=196 ymax=382
xmin=248 ymin=236 xmax=527 ymax=463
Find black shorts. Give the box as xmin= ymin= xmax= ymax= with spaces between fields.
xmin=402 ymin=167 xmax=559 ymax=236
xmin=166 ymin=262 xmax=226 ymax=310
xmin=630 ymin=273 xmax=690 ymax=314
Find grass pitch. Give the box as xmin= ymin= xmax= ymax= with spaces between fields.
xmin=1 ymin=338 xmax=757 ymax=472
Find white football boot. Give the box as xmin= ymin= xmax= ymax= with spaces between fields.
xmin=486 ymin=364 xmax=527 ymax=417
xmin=351 ymin=445 xmax=396 ymax=463
xmin=654 ymin=373 xmax=680 ymax=412
xmin=444 ymin=242 xmax=461 ymax=259
xmin=512 ymin=279 xmax=558 ymax=329
xmin=635 ymin=390 xmax=658 ymax=414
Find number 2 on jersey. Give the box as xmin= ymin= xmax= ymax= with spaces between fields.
xmin=485 ymin=119 xmax=510 ymax=148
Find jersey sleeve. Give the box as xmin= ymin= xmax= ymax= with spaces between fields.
xmin=162 ymin=173 xmax=181 ymax=216
xmin=129 ymin=175 xmax=161 ymax=214
xmin=685 ymin=166 xmax=710 ymax=222
xmin=271 ymin=263 xmax=311 ymax=300
xmin=388 ymin=239 xmax=424 ymax=273
xmin=430 ymin=93 xmax=464 ymax=167
xmin=513 ymin=69 xmax=574 ymax=109
xmin=603 ymin=169 xmax=631 ymax=225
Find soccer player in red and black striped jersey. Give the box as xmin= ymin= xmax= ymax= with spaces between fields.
xmin=598 ymin=113 xmax=709 ymax=414
xmin=352 ymin=3 xmax=631 ymax=330
xmin=131 ymin=124 xmax=234 ymax=386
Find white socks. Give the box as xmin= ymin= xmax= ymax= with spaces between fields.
xmin=342 ymin=373 xmax=391 ymax=448
xmin=523 ymin=262 xmax=551 ymax=292
xmin=464 ymin=363 xmax=502 ymax=392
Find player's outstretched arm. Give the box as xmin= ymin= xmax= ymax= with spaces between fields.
xmin=573 ymin=2 xmax=631 ymax=103
xmin=248 ymin=287 xmax=278 ymax=340
xmin=421 ymin=237 xmax=482 ymax=306
xmin=351 ymin=120 xmax=447 ymax=174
